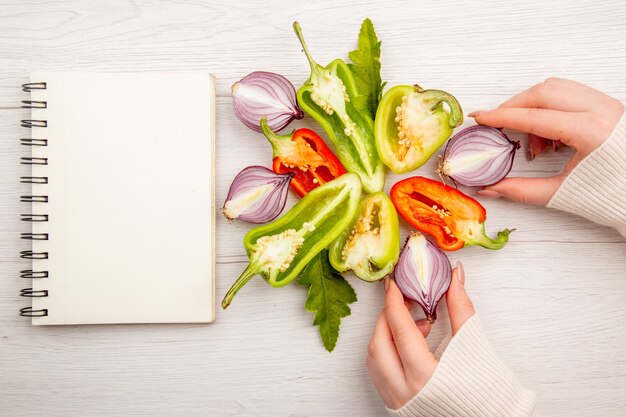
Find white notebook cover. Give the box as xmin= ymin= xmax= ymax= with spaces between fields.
xmin=26 ymin=72 xmax=215 ymax=325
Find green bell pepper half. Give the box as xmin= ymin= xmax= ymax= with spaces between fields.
xmin=221 ymin=173 xmax=362 ymax=309
xmin=329 ymin=192 xmax=400 ymax=282
xmin=292 ymin=22 xmax=385 ymax=194
xmin=375 ymin=84 xmax=463 ymax=174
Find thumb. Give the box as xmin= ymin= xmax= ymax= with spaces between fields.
xmin=477 ymin=176 xmax=562 ymax=206
xmin=446 ymin=262 xmax=475 ymax=336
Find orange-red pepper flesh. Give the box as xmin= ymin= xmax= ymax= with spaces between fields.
xmin=272 ymin=128 xmax=346 ymax=197
xmin=390 ymin=176 xmax=487 ymax=251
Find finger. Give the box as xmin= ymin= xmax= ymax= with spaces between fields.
xmin=498 ymin=78 xmax=600 ymax=112
xmin=498 ymin=84 xmax=589 ymax=112
xmin=401 ymin=297 xmax=431 ymax=338
xmin=446 ymin=262 xmax=476 ymax=335
xmin=545 ymin=77 xmax=616 ymax=99
xmin=384 ymin=278 xmax=436 ymax=371
xmin=562 ymin=152 xmax=585 ymax=175
xmin=415 ymin=319 xmax=432 ymax=338
xmin=405 ymin=297 xmax=431 ymax=338
xmin=370 ymin=309 xmax=404 ymax=371
xmin=471 ymin=107 xmax=584 ymax=147
xmin=367 ymin=311 xmax=406 ymax=385
xmin=367 ymin=310 xmax=407 ymax=393
xmin=477 ymin=176 xmax=563 ymax=206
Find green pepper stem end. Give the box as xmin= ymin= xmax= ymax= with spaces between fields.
xmin=260 ymin=117 xmax=292 ymax=151
xmin=221 ymin=262 xmax=260 ymax=309
xmin=293 ymin=21 xmax=320 ymax=75
xmin=471 ymin=226 xmax=515 ymax=250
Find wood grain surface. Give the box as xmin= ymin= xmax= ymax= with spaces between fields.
xmin=1 ymin=1 xmax=625 ymax=416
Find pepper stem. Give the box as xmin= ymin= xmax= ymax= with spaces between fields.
xmin=260 ymin=117 xmax=297 ymax=159
xmin=221 ymin=262 xmax=260 ymax=309
xmin=359 ymin=260 xmax=396 ymax=282
xmin=426 ymin=89 xmax=464 ymax=128
xmin=293 ymin=21 xmax=321 ymax=76
xmin=261 ymin=117 xmax=289 ymax=145
xmin=442 ymin=93 xmax=464 ymax=128
xmin=471 ymin=226 xmax=515 ymax=250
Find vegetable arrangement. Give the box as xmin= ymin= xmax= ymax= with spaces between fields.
xmin=222 ymin=173 xmax=362 ymax=309
xmin=223 ymin=19 xmax=521 ymax=351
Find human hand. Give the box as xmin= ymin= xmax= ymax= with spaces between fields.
xmin=366 ymin=262 xmax=474 ymax=410
xmin=470 ymin=77 xmax=624 ymax=205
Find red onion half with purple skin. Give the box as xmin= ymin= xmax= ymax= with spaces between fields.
xmin=394 ymin=232 xmax=452 ymax=322
xmin=223 ymin=166 xmax=294 ymax=224
xmin=232 ymin=71 xmax=304 ymax=132
xmin=437 ymin=125 xmax=520 ymax=187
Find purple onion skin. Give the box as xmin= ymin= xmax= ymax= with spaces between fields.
xmin=439 ymin=125 xmax=520 ymax=187
xmin=232 ymin=71 xmax=304 ymax=133
xmin=394 ymin=232 xmax=452 ymax=322
xmin=223 ymin=166 xmax=294 ymax=224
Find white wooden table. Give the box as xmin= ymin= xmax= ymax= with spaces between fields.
xmin=1 ymin=1 xmax=625 ymax=416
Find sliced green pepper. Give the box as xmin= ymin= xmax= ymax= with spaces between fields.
xmin=375 ymin=84 xmax=463 ymax=174
xmin=292 ymin=22 xmax=385 ymax=194
xmin=221 ymin=173 xmax=362 ymax=309
xmin=329 ymin=192 xmax=400 ymax=282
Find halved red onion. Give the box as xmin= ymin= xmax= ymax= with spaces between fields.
xmin=437 ymin=125 xmax=520 ymax=187
xmin=394 ymin=232 xmax=452 ymax=322
xmin=223 ymin=166 xmax=294 ymax=223
xmin=232 ymin=71 xmax=304 ymax=132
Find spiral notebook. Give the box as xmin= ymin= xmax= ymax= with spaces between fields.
xmin=19 ymin=72 xmax=216 ymax=325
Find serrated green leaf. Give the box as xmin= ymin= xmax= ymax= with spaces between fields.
xmin=298 ymin=249 xmax=357 ymax=352
xmin=348 ymin=18 xmax=385 ymax=119
xmin=378 ymin=81 xmax=387 ymax=103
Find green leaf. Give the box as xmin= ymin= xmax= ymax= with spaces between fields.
xmin=348 ymin=18 xmax=385 ymax=119
xmin=297 ymin=249 xmax=357 ymax=352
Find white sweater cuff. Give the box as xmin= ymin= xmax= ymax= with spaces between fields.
xmin=548 ymin=110 xmax=626 ymax=237
xmin=387 ymin=315 xmax=538 ymax=417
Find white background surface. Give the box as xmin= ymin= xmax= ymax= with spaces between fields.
xmin=1 ymin=1 xmax=625 ymax=416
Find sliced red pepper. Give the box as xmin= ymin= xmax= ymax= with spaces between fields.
xmin=390 ymin=176 xmax=513 ymax=251
xmin=261 ymin=118 xmax=346 ymax=197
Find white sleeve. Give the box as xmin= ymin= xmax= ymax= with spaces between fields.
xmin=387 ymin=315 xmax=538 ymax=417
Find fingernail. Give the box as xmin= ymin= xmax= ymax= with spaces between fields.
xmin=477 ymin=189 xmax=500 ymax=198
xmin=384 ymin=277 xmax=390 ymax=292
xmin=456 ymin=261 xmax=465 ymax=285
xmin=468 ymin=110 xmax=487 ymax=117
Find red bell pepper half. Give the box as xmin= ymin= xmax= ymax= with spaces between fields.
xmin=390 ymin=176 xmax=513 ymax=251
xmin=260 ymin=117 xmax=346 ymax=197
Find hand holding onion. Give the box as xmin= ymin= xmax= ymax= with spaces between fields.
xmin=365 ymin=263 xmax=475 ymax=410
xmin=470 ymin=77 xmax=624 ymax=205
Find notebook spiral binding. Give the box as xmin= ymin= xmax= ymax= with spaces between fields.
xmin=20 ymin=81 xmax=49 ymax=318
